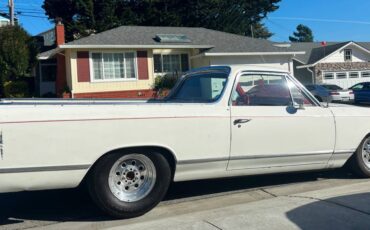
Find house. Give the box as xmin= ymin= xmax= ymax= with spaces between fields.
xmin=0 ymin=15 xmax=10 ymax=27
xmin=0 ymin=14 xmax=10 ymax=27
xmin=38 ymin=23 xmax=304 ymax=99
xmin=34 ymin=29 xmax=57 ymax=96
xmin=291 ymin=41 xmax=370 ymax=89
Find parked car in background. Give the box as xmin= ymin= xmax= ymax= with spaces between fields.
xmin=349 ymin=82 xmax=370 ymax=104
xmin=304 ymin=84 xmax=354 ymax=103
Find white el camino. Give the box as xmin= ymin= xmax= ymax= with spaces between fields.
xmin=0 ymin=66 xmax=370 ymax=218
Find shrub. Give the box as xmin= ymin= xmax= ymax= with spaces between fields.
xmin=4 ymin=80 xmax=30 ymax=98
xmin=153 ymin=74 xmax=180 ymax=91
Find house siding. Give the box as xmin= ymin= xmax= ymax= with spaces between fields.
xmin=74 ymin=89 xmax=156 ymax=99
xmin=68 ymin=49 xmax=155 ymax=97
xmin=314 ymin=62 xmax=370 ymax=88
xmin=209 ymin=55 xmax=293 ymax=74
xmin=62 ymin=48 xmax=296 ymax=99
xmin=321 ymin=45 xmax=370 ymax=63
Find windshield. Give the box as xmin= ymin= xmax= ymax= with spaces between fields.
xmin=166 ymin=71 xmax=228 ymax=103
xmin=320 ymin=84 xmax=343 ymax=90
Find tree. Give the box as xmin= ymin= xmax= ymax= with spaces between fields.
xmin=289 ymin=24 xmax=314 ymax=42
xmin=42 ymin=0 xmax=281 ymax=41
xmin=0 ymin=25 xmax=38 ymax=97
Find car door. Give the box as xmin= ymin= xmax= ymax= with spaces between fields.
xmin=356 ymin=83 xmax=370 ymax=102
xmin=227 ymin=72 xmax=336 ymax=170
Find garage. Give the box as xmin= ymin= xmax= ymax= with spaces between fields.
xmin=322 ymin=70 xmax=370 ymax=89
xmin=291 ymin=41 xmax=370 ymax=88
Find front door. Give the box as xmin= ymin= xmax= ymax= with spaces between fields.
xmin=228 ymin=72 xmax=335 ymax=170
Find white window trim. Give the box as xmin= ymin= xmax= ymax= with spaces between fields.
xmin=361 ymin=71 xmax=370 ymax=78
xmin=344 ymin=49 xmax=352 ymax=62
xmin=89 ymin=51 xmax=138 ymax=83
xmin=323 ymin=72 xmax=335 ymax=80
xmin=322 ymin=70 xmax=370 ymax=80
xmin=336 ymin=72 xmax=348 ymax=79
xmin=349 ymin=71 xmax=359 ymax=78
xmin=153 ymin=52 xmax=191 ymax=75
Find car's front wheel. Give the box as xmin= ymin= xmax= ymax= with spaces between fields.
xmin=87 ymin=150 xmax=171 ymax=218
xmin=349 ymin=136 xmax=370 ymax=177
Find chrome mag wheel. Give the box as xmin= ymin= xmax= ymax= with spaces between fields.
xmin=108 ymin=154 xmax=156 ymax=202
xmin=362 ymin=138 xmax=370 ymax=168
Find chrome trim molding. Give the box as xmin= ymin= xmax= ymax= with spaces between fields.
xmin=177 ymin=152 xmax=335 ymax=165
xmin=334 ymin=149 xmax=356 ymax=154
xmin=230 ymin=152 xmax=333 ymax=160
xmin=0 ymin=164 xmax=91 ymax=174
xmin=177 ymin=157 xmax=229 ymax=165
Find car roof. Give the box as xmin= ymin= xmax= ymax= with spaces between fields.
xmin=230 ymin=65 xmax=289 ymax=74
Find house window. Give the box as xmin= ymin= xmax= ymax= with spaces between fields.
xmin=324 ymin=73 xmax=334 ymax=80
xmin=91 ymin=52 xmax=136 ymax=81
xmin=344 ymin=49 xmax=352 ymax=61
xmin=361 ymin=71 xmax=370 ymax=78
xmin=349 ymin=72 xmax=359 ymax=78
xmin=336 ymin=72 xmax=347 ymax=79
xmin=154 ymin=53 xmax=189 ymax=74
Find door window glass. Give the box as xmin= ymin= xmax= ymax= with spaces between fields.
xmin=286 ymin=78 xmax=314 ymax=106
xmin=232 ymin=74 xmax=291 ymax=106
xmin=232 ymin=74 xmax=314 ymax=106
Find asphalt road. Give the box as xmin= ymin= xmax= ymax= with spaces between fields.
xmin=0 ymin=168 xmax=368 ymax=230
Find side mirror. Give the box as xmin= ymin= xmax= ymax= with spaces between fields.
xmin=287 ymin=101 xmax=304 ymax=113
xmin=292 ymin=101 xmax=305 ymax=110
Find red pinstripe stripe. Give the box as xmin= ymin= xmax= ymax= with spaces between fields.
xmin=0 ymin=116 xmax=229 ymax=125
xmin=0 ymin=115 xmax=338 ymax=125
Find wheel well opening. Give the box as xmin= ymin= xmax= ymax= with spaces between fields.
xmin=80 ymin=146 xmax=177 ymax=187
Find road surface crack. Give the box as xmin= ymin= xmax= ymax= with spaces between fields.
xmin=260 ymin=188 xmax=278 ymax=197
xmin=203 ymin=220 xmax=223 ymax=230
xmin=287 ymin=194 xmax=370 ymax=216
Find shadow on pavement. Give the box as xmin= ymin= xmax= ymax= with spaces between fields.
xmin=0 ymin=168 xmax=357 ymax=226
xmin=286 ymin=193 xmax=370 ymax=229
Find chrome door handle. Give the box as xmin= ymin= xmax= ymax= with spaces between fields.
xmin=233 ymin=119 xmax=251 ymax=125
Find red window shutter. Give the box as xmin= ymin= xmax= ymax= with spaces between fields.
xmin=77 ymin=51 xmax=90 ymax=82
xmin=137 ymin=51 xmax=149 ymax=80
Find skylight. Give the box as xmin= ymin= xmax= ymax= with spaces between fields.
xmin=155 ymin=34 xmax=191 ymax=43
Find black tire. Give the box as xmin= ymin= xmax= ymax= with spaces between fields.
xmin=348 ymin=136 xmax=370 ymax=178
xmin=87 ymin=150 xmax=171 ymax=218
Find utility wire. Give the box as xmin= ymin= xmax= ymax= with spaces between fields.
xmin=269 ymin=16 xmax=370 ymax=26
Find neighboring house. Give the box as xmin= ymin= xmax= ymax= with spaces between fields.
xmin=34 ymin=28 xmax=57 ymax=96
xmin=291 ymin=42 xmax=370 ymax=89
xmin=0 ymin=14 xmax=10 ymax=27
xmin=38 ymin=23 xmax=304 ymax=99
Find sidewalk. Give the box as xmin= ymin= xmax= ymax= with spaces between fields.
xmin=105 ymin=181 xmax=370 ymax=230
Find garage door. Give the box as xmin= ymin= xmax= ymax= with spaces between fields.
xmin=323 ymin=71 xmax=370 ymax=89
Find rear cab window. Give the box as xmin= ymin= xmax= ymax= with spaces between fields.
xmin=166 ymin=70 xmax=229 ymax=103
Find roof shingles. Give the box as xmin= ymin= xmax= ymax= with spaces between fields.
xmin=58 ymin=26 xmax=297 ymax=53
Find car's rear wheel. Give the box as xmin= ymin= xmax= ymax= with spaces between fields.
xmin=349 ymin=136 xmax=370 ymax=177
xmin=87 ymin=150 xmax=171 ymax=218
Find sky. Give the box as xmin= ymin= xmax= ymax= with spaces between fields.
xmin=264 ymin=0 xmax=370 ymax=42
xmin=0 ymin=0 xmax=370 ymax=42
